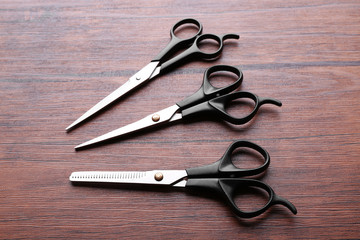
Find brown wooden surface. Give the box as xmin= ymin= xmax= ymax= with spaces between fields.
xmin=1 ymin=0 xmax=359 ymax=239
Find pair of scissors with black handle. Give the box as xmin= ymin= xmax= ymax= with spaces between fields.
xmin=66 ymin=18 xmax=239 ymax=131
xmin=70 ymin=140 xmax=297 ymax=218
xmin=75 ymin=65 xmax=282 ymax=149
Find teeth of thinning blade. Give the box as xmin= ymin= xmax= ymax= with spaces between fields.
xmin=69 ymin=171 xmax=147 ymax=183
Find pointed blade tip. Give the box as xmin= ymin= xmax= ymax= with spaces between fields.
xmin=65 ymin=125 xmax=73 ymax=132
xmin=74 ymin=144 xmax=83 ymax=150
xmin=65 ymin=119 xmax=82 ymax=132
xmin=74 ymin=139 xmax=98 ymax=150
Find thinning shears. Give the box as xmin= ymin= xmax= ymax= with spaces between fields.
xmin=66 ymin=18 xmax=239 ymax=131
xmin=75 ymin=65 xmax=282 ymax=149
xmin=70 ymin=140 xmax=297 ymax=218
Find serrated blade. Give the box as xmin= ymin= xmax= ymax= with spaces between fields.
xmin=69 ymin=170 xmax=187 ymax=186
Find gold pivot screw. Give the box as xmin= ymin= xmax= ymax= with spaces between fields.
xmin=152 ymin=114 xmax=160 ymax=122
xmin=154 ymin=172 xmax=163 ymax=181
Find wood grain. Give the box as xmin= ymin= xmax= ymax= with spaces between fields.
xmin=1 ymin=0 xmax=359 ymax=239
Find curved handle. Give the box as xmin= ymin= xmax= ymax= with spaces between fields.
xmin=186 ymin=140 xmax=269 ymax=178
xmin=186 ymin=178 xmax=297 ymax=218
xmin=177 ymin=65 xmax=243 ymax=109
xmin=159 ymin=33 xmax=239 ymax=72
xmin=193 ymin=33 xmax=240 ymax=59
xmin=152 ymin=18 xmax=203 ymax=62
xmin=181 ymin=91 xmax=282 ymax=125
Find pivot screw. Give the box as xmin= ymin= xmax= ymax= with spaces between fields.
xmin=154 ymin=172 xmax=163 ymax=181
xmin=152 ymin=114 xmax=160 ymax=122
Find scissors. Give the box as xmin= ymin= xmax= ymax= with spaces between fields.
xmin=75 ymin=65 xmax=282 ymax=149
xmin=66 ymin=18 xmax=239 ymax=131
xmin=70 ymin=140 xmax=297 ymax=218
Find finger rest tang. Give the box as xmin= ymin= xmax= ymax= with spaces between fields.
xmin=259 ymin=97 xmax=282 ymax=107
xmin=221 ymin=33 xmax=240 ymax=41
xmin=272 ymin=195 xmax=298 ymax=215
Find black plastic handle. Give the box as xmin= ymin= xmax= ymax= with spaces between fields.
xmin=158 ymin=33 xmax=239 ymax=73
xmin=181 ymin=91 xmax=282 ymax=125
xmin=177 ymin=65 xmax=243 ymax=109
xmin=186 ymin=140 xmax=269 ymax=178
xmin=152 ymin=18 xmax=203 ymax=62
xmin=186 ymin=178 xmax=297 ymax=218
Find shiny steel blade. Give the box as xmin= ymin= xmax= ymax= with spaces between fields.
xmin=66 ymin=62 xmax=160 ymax=131
xmin=69 ymin=170 xmax=187 ymax=186
xmin=149 ymin=66 xmax=161 ymax=80
xmin=75 ymin=104 xmax=182 ymax=149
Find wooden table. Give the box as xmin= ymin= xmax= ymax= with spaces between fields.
xmin=1 ymin=1 xmax=359 ymax=239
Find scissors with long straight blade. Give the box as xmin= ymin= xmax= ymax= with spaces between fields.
xmin=75 ymin=65 xmax=282 ymax=150
xmin=66 ymin=18 xmax=239 ymax=131
xmin=70 ymin=140 xmax=297 ymax=218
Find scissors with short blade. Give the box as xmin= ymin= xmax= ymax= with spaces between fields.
xmin=66 ymin=18 xmax=239 ymax=131
xmin=75 ymin=65 xmax=282 ymax=149
xmin=70 ymin=140 xmax=297 ymax=218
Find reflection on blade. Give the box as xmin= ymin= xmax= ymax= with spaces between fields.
xmin=66 ymin=62 xmax=160 ymax=131
xmin=149 ymin=66 xmax=161 ymax=80
xmin=66 ymin=81 xmax=132 ymax=131
xmin=69 ymin=170 xmax=187 ymax=186
xmin=75 ymin=105 xmax=182 ymax=149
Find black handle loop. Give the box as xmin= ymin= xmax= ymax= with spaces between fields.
xmin=194 ymin=33 xmax=240 ymax=60
xmin=152 ymin=18 xmax=203 ymax=62
xmin=219 ymin=179 xmax=297 ymax=218
xmin=171 ymin=18 xmax=203 ymax=41
xmin=181 ymin=91 xmax=282 ymax=125
xmin=177 ymin=65 xmax=243 ymax=109
xmin=158 ymin=33 xmax=239 ymax=73
xmin=186 ymin=140 xmax=269 ymax=178
xmin=186 ymin=178 xmax=297 ymax=218
xmin=185 ymin=140 xmax=297 ymax=218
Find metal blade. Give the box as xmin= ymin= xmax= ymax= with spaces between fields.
xmin=149 ymin=66 xmax=161 ymax=80
xmin=69 ymin=170 xmax=187 ymax=186
xmin=66 ymin=62 xmax=160 ymax=131
xmin=75 ymin=104 xmax=182 ymax=149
